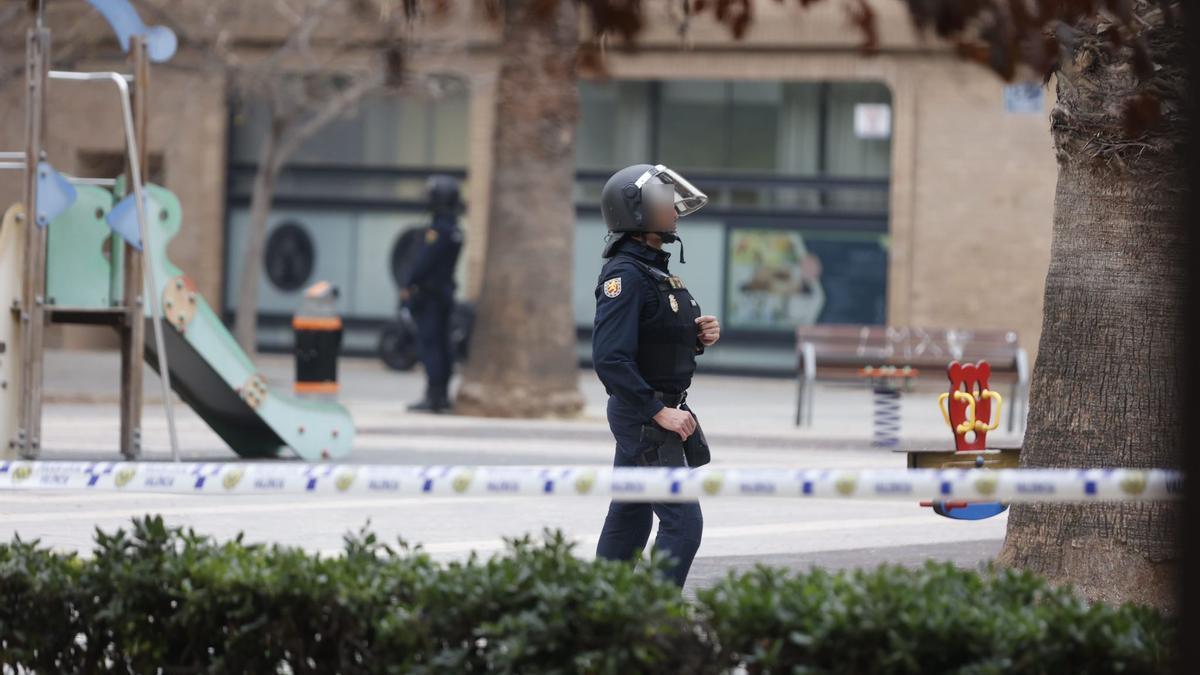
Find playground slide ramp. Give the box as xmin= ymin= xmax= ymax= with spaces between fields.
xmin=139 ymin=184 xmax=354 ymax=460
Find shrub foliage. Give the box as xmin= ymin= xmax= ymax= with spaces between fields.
xmin=0 ymin=517 xmax=1173 ymax=674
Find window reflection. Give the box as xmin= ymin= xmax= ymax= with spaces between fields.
xmin=575 ymin=79 xmax=892 ymax=215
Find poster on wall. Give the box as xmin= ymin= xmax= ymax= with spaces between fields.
xmin=853 ymin=103 xmax=892 ymax=139
xmin=726 ymin=228 xmax=887 ymax=331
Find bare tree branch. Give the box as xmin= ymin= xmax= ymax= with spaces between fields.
xmin=271 ymin=69 xmax=388 ymax=173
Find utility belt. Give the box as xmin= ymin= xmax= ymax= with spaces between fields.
xmin=404 ymin=284 xmax=454 ymax=308
xmin=638 ymin=390 xmax=710 ymax=468
xmin=654 ymin=390 xmax=687 ymax=408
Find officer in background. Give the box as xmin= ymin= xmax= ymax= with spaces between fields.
xmin=592 ymin=164 xmax=722 ymax=587
xmin=401 ymin=175 xmax=464 ymax=413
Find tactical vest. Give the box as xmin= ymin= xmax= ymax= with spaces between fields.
xmin=614 ymin=255 xmax=702 ymax=394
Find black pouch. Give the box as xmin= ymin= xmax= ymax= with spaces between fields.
xmin=638 ymin=424 xmax=686 ymax=467
xmin=682 ymin=406 xmax=710 ymax=467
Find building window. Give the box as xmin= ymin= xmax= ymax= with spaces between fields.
xmin=223 ymin=76 xmax=470 ymax=351
xmin=573 ymin=79 xmax=892 ymax=338
xmin=577 ymin=81 xmax=651 ymax=171
xmin=230 ymin=78 xmax=469 ymax=169
xmin=576 ymin=79 xmax=891 ymax=214
xmin=228 ymin=78 xmax=469 ymax=205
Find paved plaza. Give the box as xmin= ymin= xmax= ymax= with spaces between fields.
xmin=2 ymin=350 xmax=1023 ymax=591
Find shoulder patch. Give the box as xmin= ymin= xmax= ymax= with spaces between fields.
xmin=425 ymin=229 xmax=438 ymax=244
xmin=603 ymin=277 xmax=622 ymax=298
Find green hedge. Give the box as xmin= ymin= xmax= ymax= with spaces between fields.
xmin=0 ymin=517 xmax=1173 ymax=674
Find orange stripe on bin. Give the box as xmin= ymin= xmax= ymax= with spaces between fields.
xmin=292 ymin=316 xmax=343 ymax=331
xmin=294 ymin=381 xmax=340 ymax=394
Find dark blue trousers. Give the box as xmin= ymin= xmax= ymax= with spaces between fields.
xmin=410 ymin=297 xmax=453 ymax=397
xmin=595 ymin=397 xmax=703 ymax=587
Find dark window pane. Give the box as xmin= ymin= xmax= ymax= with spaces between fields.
xmin=229 ymin=76 xmax=469 ymax=170
xmin=657 ymin=81 xmax=727 ymax=170
xmin=728 ymin=82 xmax=782 ymax=172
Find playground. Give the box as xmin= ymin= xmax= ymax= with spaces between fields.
xmin=1 ymin=1 xmax=354 ymax=464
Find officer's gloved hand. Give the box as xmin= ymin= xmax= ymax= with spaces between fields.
xmin=653 ymin=407 xmax=696 ymax=441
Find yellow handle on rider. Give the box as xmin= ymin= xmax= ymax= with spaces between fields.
xmin=938 ymin=391 xmax=977 ymax=434
xmin=953 ymin=391 xmax=976 ymax=434
xmin=937 ymin=393 xmax=951 ymax=427
xmin=973 ymin=390 xmax=1003 ymax=432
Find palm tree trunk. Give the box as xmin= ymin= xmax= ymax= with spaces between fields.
xmin=455 ymin=0 xmax=584 ymax=417
xmin=997 ymin=3 xmax=1186 ymax=609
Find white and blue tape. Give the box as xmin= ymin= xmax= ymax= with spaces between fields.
xmin=0 ymin=461 xmax=1183 ymax=503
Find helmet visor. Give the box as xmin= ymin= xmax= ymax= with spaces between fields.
xmin=636 ymin=165 xmax=708 ymax=217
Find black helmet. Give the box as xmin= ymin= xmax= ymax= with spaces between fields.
xmin=427 ymin=175 xmax=462 ymax=217
xmin=600 ymin=163 xmax=707 ymax=257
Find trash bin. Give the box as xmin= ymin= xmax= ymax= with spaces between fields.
xmin=293 ymin=281 xmax=342 ymax=397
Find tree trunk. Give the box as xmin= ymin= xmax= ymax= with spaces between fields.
xmin=233 ymin=127 xmax=281 ymax=354
xmin=996 ymin=4 xmax=1187 ymax=609
xmin=455 ymin=0 xmax=583 ymax=417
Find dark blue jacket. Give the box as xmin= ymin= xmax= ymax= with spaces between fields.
xmin=592 ymin=238 xmax=703 ymax=421
xmin=404 ymin=214 xmax=462 ymax=302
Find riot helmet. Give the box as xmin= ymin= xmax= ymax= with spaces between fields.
xmin=600 ymin=163 xmax=708 ymax=258
xmin=427 ymin=174 xmax=462 ymax=217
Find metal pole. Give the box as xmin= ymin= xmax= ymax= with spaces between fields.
xmin=130 ymin=38 xmax=180 ymax=462
xmin=47 ymin=67 xmax=181 ymax=461
xmin=121 ymin=41 xmax=148 ymax=461
xmin=16 ymin=27 xmax=50 ymax=459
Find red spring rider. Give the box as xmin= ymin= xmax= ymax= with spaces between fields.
xmin=928 ymin=360 xmax=1006 ymax=520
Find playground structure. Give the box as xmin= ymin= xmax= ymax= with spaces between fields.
xmin=1 ymin=0 xmax=353 ymax=462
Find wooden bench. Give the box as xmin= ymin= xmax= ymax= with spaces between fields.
xmin=795 ymin=325 xmax=1029 ymax=431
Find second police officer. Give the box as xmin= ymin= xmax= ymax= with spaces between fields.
xmin=401 ymin=175 xmax=464 ymax=413
xmin=592 ymin=164 xmax=721 ymax=587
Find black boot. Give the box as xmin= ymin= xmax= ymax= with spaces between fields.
xmin=407 ymin=397 xmax=437 ymax=412
xmin=428 ymin=385 xmax=453 ymax=414
xmin=408 ymin=387 xmax=452 ymax=413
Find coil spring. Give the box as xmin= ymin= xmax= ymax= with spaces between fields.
xmin=872 ymin=386 xmax=902 ymax=447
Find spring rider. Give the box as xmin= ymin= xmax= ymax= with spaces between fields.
xmin=918 ymin=360 xmax=1015 ymax=520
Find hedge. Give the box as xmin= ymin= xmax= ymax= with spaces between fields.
xmin=0 ymin=517 xmax=1173 ymax=674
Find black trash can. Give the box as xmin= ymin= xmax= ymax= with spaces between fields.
xmin=293 ymin=281 xmax=342 ymax=398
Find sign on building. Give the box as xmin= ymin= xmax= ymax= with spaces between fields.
xmin=853 ymin=103 xmax=892 ymax=139
xmin=1003 ymin=82 xmax=1044 ymax=114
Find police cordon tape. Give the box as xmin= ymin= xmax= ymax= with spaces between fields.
xmin=0 ymin=461 xmax=1184 ymax=502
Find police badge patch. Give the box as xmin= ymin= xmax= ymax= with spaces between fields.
xmin=669 ymin=294 xmax=680 ymax=313
xmin=603 ymin=277 xmax=622 ymax=298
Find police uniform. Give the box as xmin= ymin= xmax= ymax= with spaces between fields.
xmin=403 ymin=187 xmax=463 ymax=412
xmin=593 ymin=236 xmax=706 ymax=587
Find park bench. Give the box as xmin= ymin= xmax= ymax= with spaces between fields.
xmin=794 ymin=325 xmax=1029 ymax=431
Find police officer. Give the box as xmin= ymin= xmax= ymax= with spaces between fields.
xmin=401 ymin=175 xmax=464 ymax=413
xmin=592 ymin=164 xmax=721 ymax=587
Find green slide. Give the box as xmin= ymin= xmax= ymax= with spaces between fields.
xmin=47 ymin=184 xmax=354 ymax=460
